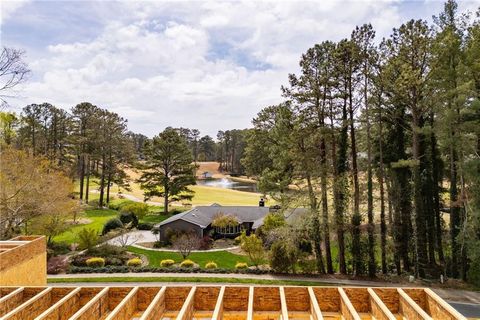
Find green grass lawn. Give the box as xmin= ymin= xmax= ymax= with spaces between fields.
xmin=54 ymin=208 xmax=119 ymax=244
xmin=127 ymin=246 xmax=251 ymax=269
xmin=48 ymin=277 xmax=327 ymax=286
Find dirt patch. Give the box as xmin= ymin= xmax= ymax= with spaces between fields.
xmin=196 ymin=162 xmax=224 ymax=178
xmin=68 ymin=218 xmax=92 ymax=225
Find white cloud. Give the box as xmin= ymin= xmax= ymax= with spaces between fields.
xmin=0 ymin=0 xmax=30 ymax=25
xmin=5 ymin=0 xmax=453 ymax=137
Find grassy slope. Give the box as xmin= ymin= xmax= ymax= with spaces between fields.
xmin=54 ymin=209 xmax=118 ymax=243
xmin=127 ymin=246 xmax=251 ymax=269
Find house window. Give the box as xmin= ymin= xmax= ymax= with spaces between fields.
xmin=215 ymin=225 xmax=241 ymax=234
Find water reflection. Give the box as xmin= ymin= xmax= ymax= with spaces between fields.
xmin=196 ymin=178 xmax=258 ymax=193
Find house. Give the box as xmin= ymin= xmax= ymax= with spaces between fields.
xmin=157 ymin=205 xmax=269 ymax=240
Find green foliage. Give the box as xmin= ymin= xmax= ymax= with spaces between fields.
xmin=77 ymin=228 xmax=98 ymax=250
xmin=137 ymin=223 xmax=154 ymax=230
xmin=127 ymin=258 xmax=142 ymax=267
xmin=211 ymin=213 xmax=239 ymax=228
xmin=262 ymin=213 xmax=286 ymax=233
xmin=118 ymin=212 xmax=138 ymax=228
xmin=160 ymin=259 xmax=175 ymax=267
xmin=270 ymin=241 xmax=298 ymax=273
xmin=86 ymin=257 xmax=105 ymax=268
xmin=235 ymin=262 xmax=248 ymax=269
xmin=180 ymin=259 xmax=195 ymax=268
xmin=102 ymin=218 xmax=123 ymax=235
xmin=205 ymin=261 xmax=218 ymax=269
xmin=121 ymin=202 xmax=149 ymax=220
xmin=138 ymin=127 xmax=196 ymax=214
xmin=240 ymin=231 xmax=264 ymax=267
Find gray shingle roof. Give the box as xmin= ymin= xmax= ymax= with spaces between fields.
xmin=158 ymin=205 xmax=270 ymax=229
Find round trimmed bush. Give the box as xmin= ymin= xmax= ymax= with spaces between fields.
xmin=235 ymin=262 xmax=248 ymax=269
xmin=119 ymin=212 xmax=138 ymax=228
xmin=102 ymin=218 xmax=123 ymax=235
xmin=160 ymin=259 xmax=175 ymax=267
xmin=205 ymin=261 xmax=217 ymax=269
xmin=137 ymin=223 xmax=153 ymax=230
xmin=86 ymin=257 xmax=105 ymax=268
xmin=127 ymin=258 xmax=142 ymax=267
xmin=180 ymin=259 xmax=194 ymax=268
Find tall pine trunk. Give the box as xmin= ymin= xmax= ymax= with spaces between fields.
xmin=85 ymin=156 xmax=90 ymax=204
xmin=378 ymin=102 xmax=387 ymax=274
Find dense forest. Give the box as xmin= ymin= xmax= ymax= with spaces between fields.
xmin=1 ymin=0 xmax=480 ymax=285
xmin=241 ymin=1 xmax=480 ymax=283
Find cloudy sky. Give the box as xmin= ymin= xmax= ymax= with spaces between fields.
xmin=1 ymin=0 xmax=478 ymax=137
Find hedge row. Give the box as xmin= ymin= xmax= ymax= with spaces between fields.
xmin=68 ymin=266 xmax=273 ymax=274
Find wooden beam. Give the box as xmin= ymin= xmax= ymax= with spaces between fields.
xmin=176 ymin=286 xmax=196 ymax=320
xmin=69 ymin=287 xmax=109 ymax=320
xmin=0 ymin=287 xmax=24 ymax=316
xmin=2 ymin=287 xmax=52 ymax=320
xmin=367 ymin=288 xmax=396 ymax=320
xmin=279 ymin=287 xmax=289 ymax=320
xmin=247 ymin=286 xmax=254 ymax=320
xmin=35 ymin=287 xmax=81 ymax=320
xmin=212 ymin=286 xmax=225 ymax=320
xmin=307 ymin=287 xmax=323 ymax=320
xmin=424 ymin=288 xmax=466 ymax=320
xmin=104 ymin=286 xmax=139 ymax=320
xmin=338 ymin=288 xmax=361 ymax=320
xmin=140 ymin=286 xmax=166 ymax=320
xmin=397 ymin=289 xmax=432 ymax=320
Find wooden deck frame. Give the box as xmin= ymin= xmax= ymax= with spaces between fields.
xmin=0 ymin=285 xmax=465 ymax=320
xmin=1 ymin=287 xmax=54 ymax=320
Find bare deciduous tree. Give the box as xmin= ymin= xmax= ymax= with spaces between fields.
xmin=0 ymin=47 xmax=30 ymax=103
xmin=172 ymin=233 xmax=200 ymax=259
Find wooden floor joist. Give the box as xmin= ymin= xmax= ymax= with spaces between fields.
xmin=0 ymin=286 xmax=466 ymax=320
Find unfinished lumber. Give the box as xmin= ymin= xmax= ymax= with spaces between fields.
xmin=338 ymin=288 xmax=361 ymax=320
xmin=424 ymin=289 xmax=467 ymax=320
xmin=397 ymin=288 xmax=432 ymax=320
xmin=0 ymin=288 xmax=24 ymax=316
xmin=68 ymin=287 xmax=109 ymax=320
xmin=247 ymin=286 xmax=254 ymax=320
xmin=104 ymin=286 xmax=139 ymax=320
xmin=307 ymin=287 xmax=323 ymax=320
xmin=367 ymin=288 xmax=396 ymax=320
xmin=1 ymin=287 xmax=53 ymax=320
xmin=176 ymin=286 xmax=196 ymax=320
xmin=139 ymin=287 xmax=166 ymax=320
xmin=212 ymin=286 xmax=225 ymax=320
xmin=279 ymin=287 xmax=289 ymax=320
xmin=34 ymin=287 xmax=81 ymax=320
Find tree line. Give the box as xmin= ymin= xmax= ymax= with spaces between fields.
xmin=242 ymin=1 xmax=480 ymax=282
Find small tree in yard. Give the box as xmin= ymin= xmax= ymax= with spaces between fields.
xmin=172 ymin=233 xmax=200 ymax=259
xmin=77 ymin=228 xmax=98 ymax=250
xmin=240 ymin=231 xmax=264 ymax=268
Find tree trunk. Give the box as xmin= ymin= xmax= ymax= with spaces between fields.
xmin=348 ymin=75 xmax=363 ymax=275
xmin=99 ymin=153 xmax=106 ymax=208
xmin=306 ymin=174 xmax=325 ymax=274
xmin=320 ymin=137 xmax=333 ymax=274
xmin=378 ymin=105 xmax=387 ymax=274
xmin=85 ymin=156 xmax=90 ymax=204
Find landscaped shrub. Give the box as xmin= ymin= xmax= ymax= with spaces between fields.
xmin=180 ymin=259 xmax=195 ymax=268
xmin=205 ymin=261 xmax=217 ymax=269
xmin=47 ymin=241 xmax=70 ymax=257
xmin=199 ymin=236 xmax=213 ymax=250
xmin=87 ymin=244 xmax=126 ymax=257
xmin=77 ymin=228 xmax=99 ymax=250
xmin=47 ymin=256 xmax=69 ymax=274
xmin=160 ymin=259 xmax=175 ymax=267
xmin=119 ymin=211 xmax=138 ymax=228
xmin=121 ymin=202 xmax=149 ymax=220
xmin=86 ymin=257 xmax=105 ymax=268
xmin=108 ymin=199 xmax=134 ymax=211
xmin=137 ymin=223 xmax=154 ymax=230
xmin=127 ymin=258 xmax=142 ymax=267
xmin=235 ymin=262 xmax=248 ymax=269
xmin=102 ymin=218 xmax=123 ymax=235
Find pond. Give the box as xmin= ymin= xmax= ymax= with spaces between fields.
xmin=196 ymin=178 xmax=258 ymax=193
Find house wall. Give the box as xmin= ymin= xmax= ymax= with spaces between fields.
xmin=0 ymin=236 xmax=47 ymax=286
xmin=159 ymin=220 xmax=203 ymax=241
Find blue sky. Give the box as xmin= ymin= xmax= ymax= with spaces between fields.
xmin=1 ymin=0 xmax=479 ymax=137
